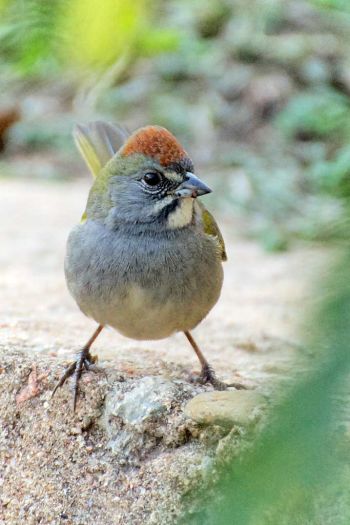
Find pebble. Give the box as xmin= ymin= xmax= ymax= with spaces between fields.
xmin=184 ymin=390 xmax=266 ymax=428
xmin=106 ymin=376 xmax=178 ymax=425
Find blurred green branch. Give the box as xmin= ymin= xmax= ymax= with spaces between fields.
xmin=0 ymin=0 xmax=179 ymax=77
xmin=182 ymin=246 xmax=350 ymax=524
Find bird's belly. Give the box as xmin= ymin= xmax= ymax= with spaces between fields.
xmin=90 ymin=284 xmax=213 ymax=340
xmin=65 ymin=221 xmax=223 ymax=340
xmin=74 ymin=273 xmax=222 ymax=340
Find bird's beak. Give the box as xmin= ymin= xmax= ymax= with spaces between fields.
xmin=175 ymin=172 xmax=212 ymax=198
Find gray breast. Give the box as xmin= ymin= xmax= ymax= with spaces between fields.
xmin=65 ymin=220 xmax=223 ymax=340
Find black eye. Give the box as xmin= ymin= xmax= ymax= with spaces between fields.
xmin=143 ymin=172 xmax=161 ymax=186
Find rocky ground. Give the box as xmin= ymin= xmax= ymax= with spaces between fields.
xmin=0 ymin=178 xmax=330 ymax=524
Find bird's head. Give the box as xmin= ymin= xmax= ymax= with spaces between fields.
xmin=86 ymin=126 xmax=211 ymax=229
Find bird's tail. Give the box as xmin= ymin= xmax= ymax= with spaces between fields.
xmin=73 ymin=121 xmax=129 ymax=177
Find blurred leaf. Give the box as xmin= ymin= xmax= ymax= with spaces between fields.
xmin=311 ymin=0 xmax=350 ymax=11
xmin=259 ymin=228 xmax=289 ymax=252
xmin=139 ymin=29 xmax=180 ymax=56
xmin=0 ymin=0 xmax=61 ymax=75
xmin=276 ymin=90 xmax=350 ymax=140
xmin=0 ymin=0 xmax=8 ymax=12
xmin=58 ymin=0 xmax=151 ymax=68
xmin=181 ymin=246 xmax=350 ymax=524
xmin=309 ymin=146 xmax=350 ymax=198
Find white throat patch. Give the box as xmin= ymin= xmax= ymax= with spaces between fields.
xmin=167 ymin=197 xmax=194 ymax=229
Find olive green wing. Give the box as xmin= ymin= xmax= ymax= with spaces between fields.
xmin=197 ymin=201 xmax=227 ymax=261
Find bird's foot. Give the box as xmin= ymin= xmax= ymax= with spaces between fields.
xmin=200 ymin=363 xmax=247 ymax=391
xmin=52 ymin=347 xmax=99 ymax=411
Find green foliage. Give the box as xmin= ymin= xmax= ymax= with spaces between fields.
xmin=276 ymin=88 xmax=350 ymax=203
xmin=311 ymin=0 xmax=350 ymax=12
xmin=58 ymin=0 xmax=150 ymax=68
xmin=0 ymin=0 xmax=62 ymax=75
xmin=310 ymin=146 xmax=350 ymax=198
xmin=0 ymin=0 xmax=179 ymax=76
xmin=181 ymin=246 xmax=350 ymax=524
xmin=139 ymin=29 xmax=180 ymax=57
xmin=277 ymin=90 xmax=350 ymax=140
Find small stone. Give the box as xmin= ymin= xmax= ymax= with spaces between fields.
xmin=106 ymin=376 xmax=178 ymax=426
xmin=77 ymin=435 xmax=85 ymax=448
xmin=103 ymin=376 xmax=195 ymax=464
xmin=184 ymin=390 xmax=266 ymax=428
xmin=69 ymin=426 xmax=81 ymax=435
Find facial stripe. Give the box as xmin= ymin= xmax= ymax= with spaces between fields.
xmin=165 ymin=171 xmax=183 ymax=183
xmin=152 ymin=195 xmax=174 ymax=215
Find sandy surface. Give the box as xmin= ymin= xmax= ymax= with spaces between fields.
xmin=0 ymin=178 xmax=329 ymax=389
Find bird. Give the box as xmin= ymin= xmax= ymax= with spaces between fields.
xmin=53 ymin=121 xmax=233 ymax=409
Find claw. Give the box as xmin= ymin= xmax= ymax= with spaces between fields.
xmin=199 ymin=363 xmax=247 ymax=391
xmin=52 ymin=348 xmax=99 ymax=411
xmin=226 ymin=381 xmax=247 ymax=390
xmin=52 ymin=361 xmax=77 ymax=397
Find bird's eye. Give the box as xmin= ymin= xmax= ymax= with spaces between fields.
xmin=143 ymin=172 xmax=161 ymax=186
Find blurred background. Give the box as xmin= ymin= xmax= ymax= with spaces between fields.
xmin=2 ymin=1 xmax=350 ymax=524
xmin=1 ymin=0 xmax=350 ymax=250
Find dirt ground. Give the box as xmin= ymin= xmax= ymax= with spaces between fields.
xmin=0 ymin=178 xmax=330 ymax=390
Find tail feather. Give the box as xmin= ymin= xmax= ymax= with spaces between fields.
xmin=73 ymin=121 xmax=129 ymax=177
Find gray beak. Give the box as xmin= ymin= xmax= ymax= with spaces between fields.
xmin=175 ymin=172 xmax=212 ymax=198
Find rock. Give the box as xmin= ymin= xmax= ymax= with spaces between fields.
xmin=184 ymin=390 xmax=266 ymax=428
xmin=102 ymin=376 xmax=196 ymax=465
xmin=0 ymin=348 xmax=268 ymax=524
xmin=106 ymin=376 xmax=178 ymax=425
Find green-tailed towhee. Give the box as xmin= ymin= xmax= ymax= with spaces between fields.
xmin=53 ymin=121 xmax=234 ymax=409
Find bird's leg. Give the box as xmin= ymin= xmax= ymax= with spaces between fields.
xmin=184 ymin=330 xmax=228 ymax=391
xmin=184 ymin=331 xmax=246 ymax=391
xmin=52 ymin=324 xmax=104 ymax=410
